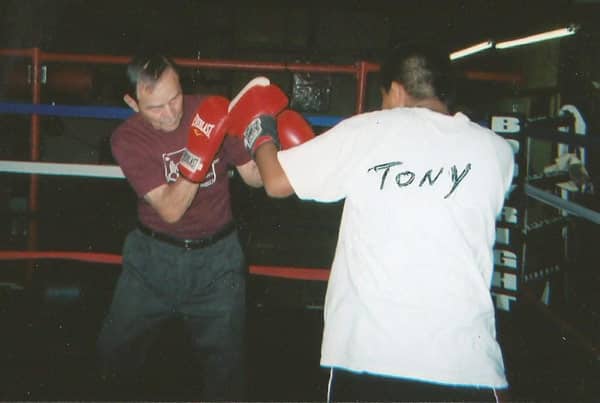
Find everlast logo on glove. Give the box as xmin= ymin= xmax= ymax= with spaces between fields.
xmin=191 ymin=114 xmax=216 ymax=138
xmin=178 ymin=95 xmax=229 ymax=183
xmin=243 ymin=115 xmax=279 ymax=155
xmin=244 ymin=118 xmax=264 ymax=151
xmin=180 ymin=150 xmax=202 ymax=171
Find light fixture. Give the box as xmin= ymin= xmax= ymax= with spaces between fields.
xmin=495 ymin=25 xmax=577 ymax=49
xmin=449 ymin=40 xmax=494 ymax=60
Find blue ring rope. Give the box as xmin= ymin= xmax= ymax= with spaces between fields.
xmin=0 ymin=102 xmax=344 ymax=127
xmin=3 ymin=102 xmax=600 ymax=144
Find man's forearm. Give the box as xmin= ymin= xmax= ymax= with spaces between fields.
xmin=144 ymin=177 xmax=200 ymax=223
xmin=254 ymin=143 xmax=294 ymax=198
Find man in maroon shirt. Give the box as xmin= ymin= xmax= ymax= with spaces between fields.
xmin=96 ymin=54 xmax=262 ymax=401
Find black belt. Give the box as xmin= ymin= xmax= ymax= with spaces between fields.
xmin=137 ymin=221 xmax=235 ymax=250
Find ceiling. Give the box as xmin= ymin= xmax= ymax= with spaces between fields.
xmin=1 ymin=0 xmax=599 ymax=62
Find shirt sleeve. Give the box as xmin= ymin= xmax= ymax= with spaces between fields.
xmin=277 ymin=116 xmax=363 ymax=202
xmin=111 ymin=124 xmax=164 ymax=198
xmin=500 ymin=136 xmax=516 ymax=197
xmin=492 ymin=133 xmax=517 ymax=215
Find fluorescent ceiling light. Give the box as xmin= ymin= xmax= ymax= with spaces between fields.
xmin=450 ymin=40 xmax=494 ymax=60
xmin=496 ymin=26 xmax=577 ymax=49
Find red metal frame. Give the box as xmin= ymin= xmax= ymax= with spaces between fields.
xmin=0 ymin=47 xmax=379 ymax=111
xmin=0 ymin=47 xmax=379 ymax=142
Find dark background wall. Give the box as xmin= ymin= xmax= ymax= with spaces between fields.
xmin=0 ymin=0 xmax=593 ymax=58
xmin=1 ymin=0 xmax=600 ymax=113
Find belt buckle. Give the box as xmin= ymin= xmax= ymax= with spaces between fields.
xmin=183 ymin=240 xmax=194 ymax=250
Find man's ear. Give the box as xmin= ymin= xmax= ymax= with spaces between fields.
xmin=123 ymin=94 xmax=139 ymax=112
xmin=390 ymin=81 xmax=408 ymax=107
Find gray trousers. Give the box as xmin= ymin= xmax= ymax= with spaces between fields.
xmin=97 ymin=228 xmax=246 ymax=401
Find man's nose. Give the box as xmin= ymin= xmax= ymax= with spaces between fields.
xmin=163 ymin=104 xmax=176 ymax=120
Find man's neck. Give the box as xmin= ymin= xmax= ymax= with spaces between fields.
xmin=411 ymin=98 xmax=449 ymax=115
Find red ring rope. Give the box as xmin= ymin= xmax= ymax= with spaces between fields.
xmin=0 ymin=251 xmax=330 ymax=281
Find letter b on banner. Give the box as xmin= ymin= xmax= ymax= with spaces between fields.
xmin=490 ymin=115 xmax=523 ymax=134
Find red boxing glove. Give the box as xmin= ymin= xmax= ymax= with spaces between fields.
xmin=227 ymin=77 xmax=288 ymax=153
xmin=179 ymin=96 xmax=229 ymax=182
xmin=243 ymin=110 xmax=315 ymax=156
xmin=276 ymin=109 xmax=315 ymax=149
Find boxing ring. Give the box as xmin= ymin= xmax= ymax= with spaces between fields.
xmin=0 ymin=47 xmax=374 ymax=283
xmin=1 ymin=48 xmax=599 ymax=381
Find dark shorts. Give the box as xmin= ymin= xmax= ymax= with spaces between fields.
xmin=327 ymin=367 xmax=504 ymax=402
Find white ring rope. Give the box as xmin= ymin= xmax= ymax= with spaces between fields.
xmin=524 ymin=184 xmax=600 ymax=224
xmin=0 ymin=160 xmax=124 ymax=179
xmin=1 ymin=159 xmax=598 ymax=224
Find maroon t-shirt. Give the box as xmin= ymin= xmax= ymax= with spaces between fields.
xmin=111 ymin=94 xmax=251 ymax=239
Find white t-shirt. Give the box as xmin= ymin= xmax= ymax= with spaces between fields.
xmin=278 ymin=107 xmax=514 ymax=388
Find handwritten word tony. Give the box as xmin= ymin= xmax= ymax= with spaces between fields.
xmin=367 ymin=161 xmax=472 ymax=199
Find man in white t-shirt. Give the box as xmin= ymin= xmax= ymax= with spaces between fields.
xmin=242 ymin=46 xmax=514 ymax=402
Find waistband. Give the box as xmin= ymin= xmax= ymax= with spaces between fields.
xmin=137 ymin=221 xmax=236 ymax=250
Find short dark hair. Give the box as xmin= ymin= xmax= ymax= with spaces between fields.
xmin=379 ymin=46 xmax=455 ymax=105
xmin=126 ymin=53 xmax=178 ymax=100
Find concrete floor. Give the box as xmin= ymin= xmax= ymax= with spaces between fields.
xmin=0 ymin=264 xmax=598 ymax=402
